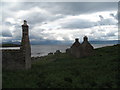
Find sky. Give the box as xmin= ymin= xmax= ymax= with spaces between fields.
xmin=1 ymin=1 xmax=119 ymax=44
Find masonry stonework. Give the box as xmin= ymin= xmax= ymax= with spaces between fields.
xmin=70 ymin=36 xmax=94 ymax=58
xmin=2 ymin=20 xmax=31 ymax=70
xmin=21 ymin=20 xmax=31 ymax=69
xmin=70 ymin=38 xmax=83 ymax=58
xmin=81 ymin=36 xmax=94 ymax=57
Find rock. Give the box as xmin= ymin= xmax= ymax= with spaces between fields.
xmin=66 ymin=48 xmax=70 ymax=54
xmin=54 ymin=50 xmax=61 ymax=54
xmin=48 ymin=52 xmax=53 ymax=55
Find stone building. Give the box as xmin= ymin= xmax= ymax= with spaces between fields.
xmin=2 ymin=20 xmax=31 ymax=70
xmin=81 ymin=36 xmax=94 ymax=57
xmin=70 ymin=36 xmax=94 ymax=58
xmin=70 ymin=38 xmax=83 ymax=58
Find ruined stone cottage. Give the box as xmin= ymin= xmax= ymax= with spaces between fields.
xmin=69 ymin=36 xmax=94 ymax=58
xmin=70 ymin=38 xmax=83 ymax=58
xmin=2 ymin=20 xmax=31 ymax=70
xmin=81 ymin=36 xmax=94 ymax=57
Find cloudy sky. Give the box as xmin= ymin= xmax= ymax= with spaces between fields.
xmin=1 ymin=2 xmax=118 ymax=44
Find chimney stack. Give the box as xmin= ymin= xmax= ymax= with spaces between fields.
xmin=20 ymin=20 xmax=31 ymax=69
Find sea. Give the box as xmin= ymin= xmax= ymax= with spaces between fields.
xmin=0 ymin=44 xmax=115 ymax=57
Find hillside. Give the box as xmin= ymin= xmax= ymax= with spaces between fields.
xmin=2 ymin=44 xmax=120 ymax=88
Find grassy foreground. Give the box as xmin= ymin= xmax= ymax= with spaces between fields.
xmin=2 ymin=44 xmax=120 ymax=88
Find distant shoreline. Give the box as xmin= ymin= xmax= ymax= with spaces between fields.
xmin=0 ymin=44 xmax=116 ymax=57
xmin=1 ymin=44 xmax=116 ymax=57
xmin=1 ymin=44 xmax=20 ymax=47
xmin=31 ymin=44 xmax=116 ymax=58
xmin=31 ymin=44 xmax=119 ymax=58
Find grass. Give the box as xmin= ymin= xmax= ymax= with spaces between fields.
xmin=2 ymin=44 xmax=120 ymax=88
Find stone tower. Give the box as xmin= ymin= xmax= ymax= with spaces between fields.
xmin=81 ymin=36 xmax=94 ymax=57
xmin=20 ymin=20 xmax=31 ymax=69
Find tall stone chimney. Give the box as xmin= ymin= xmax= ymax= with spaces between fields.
xmin=83 ymin=36 xmax=88 ymax=41
xmin=75 ymin=38 xmax=79 ymax=42
xmin=21 ymin=20 xmax=31 ymax=69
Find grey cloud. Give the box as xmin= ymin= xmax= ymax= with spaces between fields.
xmin=2 ymin=2 xmax=118 ymax=42
xmin=23 ymin=2 xmax=116 ymax=15
xmin=61 ymin=16 xmax=117 ymax=30
xmin=3 ymin=2 xmax=66 ymax=26
xmin=110 ymin=13 xmax=115 ymax=17
xmin=26 ymin=12 xmax=64 ymax=26
xmin=3 ymin=2 xmax=117 ymax=26
xmin=61 ymin=19 xmax=96 ymax=29
xmin=2 ymin=30 xmax=12 ymax=37
xmin=13 ymin=29 xmax=22 ymax=39
xmin=117 ymin=11 xmax=120 ymax=20
xmin=98 ymin=17 xmax=117 ymax=25
xmin=106 ymin=32 xmax=116 ymax=37
xmin=47 ymin=2 xmax=117 ymax=15
xmin=90 ymin=27 xmax=117 ymax=41
xmin=99 ymin=15 xmax=104 ymax=20
xmin=3 ymin=2 xmax=117 ymax=16
xmin=24 ymin=13 xmax=48 ymax=25
xmin=30 ymin=32 xmax=43 ymax=40
xmin=110 ymin=13 xmax=118 ymax=20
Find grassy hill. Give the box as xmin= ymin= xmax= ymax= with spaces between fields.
xmin=2 ymin=44 xmax=120 ymax=88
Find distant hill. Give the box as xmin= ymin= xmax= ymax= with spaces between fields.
xmin=90 ymin=40 xmax=120 ymax=44
xmin=1 ymin=43 xmax=20 ymax=47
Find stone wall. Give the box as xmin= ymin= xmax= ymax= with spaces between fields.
xmin=2 ymin=49 xmax=26 ymax=70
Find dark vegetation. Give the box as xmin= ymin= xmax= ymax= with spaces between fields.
xmin=2 ymin=44 xmax=120 ymax=88
xmin=1 ymin=44 xmax=20 ymax=47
